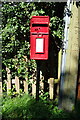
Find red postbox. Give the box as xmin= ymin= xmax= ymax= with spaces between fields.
xmin=30 ymin=16 xmax=50 ymax=60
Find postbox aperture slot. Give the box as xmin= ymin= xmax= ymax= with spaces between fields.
xmin=36 ymin=38 xmax=44 ymax=53
xmin=32 ymin=24 xmax=48 ymax=27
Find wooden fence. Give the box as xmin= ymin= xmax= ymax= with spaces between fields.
xmin=0 ymin=50 xmax=62 ymax=99
xmin=2 ymin=73 xmax=58 ymax=99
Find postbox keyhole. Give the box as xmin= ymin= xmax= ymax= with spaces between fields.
xmin=35 ymin=28 xmax=40 ymax=31
xmin=35 ymin=28 xmax=38 ymax=31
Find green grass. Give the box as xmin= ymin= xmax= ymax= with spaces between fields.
xmin=1 ymin=94 xmax=80 ymax=120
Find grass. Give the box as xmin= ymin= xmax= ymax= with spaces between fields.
xmin=1 ymin=94 xmax=80 ymax=120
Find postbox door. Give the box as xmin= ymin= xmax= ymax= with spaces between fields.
xmin=30 ymin=34 xmax=49 ymax=60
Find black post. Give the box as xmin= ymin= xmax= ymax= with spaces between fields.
xmin=36 ymin=60 xmax=40 ymax=101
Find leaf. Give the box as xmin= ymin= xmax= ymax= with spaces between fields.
xmin=2 ymin=2 xmax=63 ymax=81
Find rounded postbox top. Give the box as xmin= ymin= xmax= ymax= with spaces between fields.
xmin=31 ymin=16 xmax=50 ymax=24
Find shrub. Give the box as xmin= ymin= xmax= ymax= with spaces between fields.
xmin=2 ymin=94 xmax=50 ymax=120
xmin=2 ymin=94 xmax=31 ymax=119
xmin=2 ymin=94 xmax=80 ymax=120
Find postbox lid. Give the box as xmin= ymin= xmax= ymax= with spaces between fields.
xmin=31 ymin=16 xmax=49 ymax=24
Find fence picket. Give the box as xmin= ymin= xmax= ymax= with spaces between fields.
xmin=48 ymin=78 xmax=54 ymax=99
xmin=0 ymin=81 xmax=2 ymax=95
xmin=6 ymin=68 xmax=11 ymax=93
xmin=24 ymin=78 xmax=28 ymax=93
xmin=15 ymin=76 xmax=20 ymax=93
xmin=32 ymin=81 xmax=36 ymax=96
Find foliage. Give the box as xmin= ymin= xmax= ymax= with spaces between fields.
xmin=2 ymin=2 xmax=64 ymax=83
xmin=2 ymin=94 xmax=80 ymax=120
xmin=2 ymin=94 xmax=50 ymax=120
xmin=1 ymin=2 xmax=80 ymax=119
xmin=2 ymin=94 xmax=31 ymax=119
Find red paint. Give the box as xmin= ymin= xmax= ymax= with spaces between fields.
xmin=30 ymin=16 xmax=50 ymax=60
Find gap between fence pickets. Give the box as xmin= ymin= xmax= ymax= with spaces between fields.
xmin=23 ymin=56 xmax=28 ymax=94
